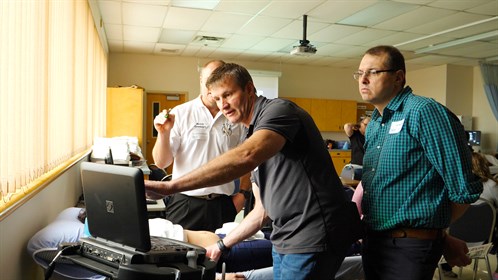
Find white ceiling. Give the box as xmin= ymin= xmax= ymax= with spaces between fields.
xmin=95 ymin=0 xmax=498 ymax=70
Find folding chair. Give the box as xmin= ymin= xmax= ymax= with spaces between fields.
xmin=438 ymin=198 xmax=496 ymax=280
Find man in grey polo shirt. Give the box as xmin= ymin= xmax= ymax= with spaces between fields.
xmin=145 ymin=63 xmax=362 ymax=280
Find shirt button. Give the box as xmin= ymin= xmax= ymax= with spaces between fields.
xmin=372 ymin=168 xmax=375 ymax=171
xmin=376 ymin=145 xmax=381 ymax=149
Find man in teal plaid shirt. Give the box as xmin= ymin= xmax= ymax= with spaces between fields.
xmin=354 ymin=45 xmax=483 ymax=280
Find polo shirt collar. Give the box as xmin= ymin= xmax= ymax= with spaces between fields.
xmin=247 ymin=95 xmax=266 ymax=138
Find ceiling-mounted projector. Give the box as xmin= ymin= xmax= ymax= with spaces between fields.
xmin=291 ymin=15 xmax=317 ymax=56
xmin=291 ymin=43 xmax=317 ymax=56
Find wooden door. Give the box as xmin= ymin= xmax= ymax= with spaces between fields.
xmin=146 ymin=92 xmax=186 ymax=174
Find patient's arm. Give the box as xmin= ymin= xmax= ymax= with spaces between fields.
xmin=184 ymin=230 xmax=220 ymax=248
xmin=206 ymin=184 xmax=269 ymax=261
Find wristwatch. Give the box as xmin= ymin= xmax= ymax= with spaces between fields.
xmin=238 ymin=189 xmax=251 ymax=200
xmin=217 ymin=239 xmax=230 ymax=253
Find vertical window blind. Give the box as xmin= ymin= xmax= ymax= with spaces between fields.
xmin=0 ymin=0 xmax=107 ymax=216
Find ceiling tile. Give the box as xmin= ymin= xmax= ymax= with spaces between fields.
xmin=238 ymin=16 xmax=292 ymax=36
xmin=96 ymin=0 xmax=498 ymax=68
xmin=260 ymin=0 xmax=324 ymax=19
xmin=443 ymin=19 xmax=498 ymax=39
xmin=338 ymin=1 xmax=419 ymax=27
xmin=272 ymin=19 xmax=328 ymax=40
xmin=181 ymin=45 xmax=202 ymax=56
xmin=125 ymin=0 xmax=171 ymax=5
xmin=436 ymin=41 xmax=498 ymax=59
xmin=201 ymin=11 xmax=253 ymax=34
xmin=163 ymin=7 xmax=212 ymax=30
xmin=332 ymin=45 xmax=368 ymax=59
xmin=215 ymin=0 xmax=270 ymax=14
xmin=221 ymin=34 xmax=264 ymax=49
xmin=407 ymin=12 xmax=491 ymax=36
xmin=374 ymin=6 xmax=457 ymax=31
xmin=104 ymin=24 xmax=123 ymax=40
xmin=123 ymin=26 xmax=161 ymax=42
xmin=98 ymin=0 xmax=122 ymax=24
xmin=390 ymin=0 xmax=433 ymax=4
xmin=373 ymin=32 xmax=428 ymax=47
xmin=194 ymin=46 xmax=217 ymax=57
xmin=159 ymin=29 xmax=196 ymax=44
xmin=428 ymin=0 xmax=494 ymax=11
xmin=122 ymin=2 xmax=168 ymax=27
xmin=251 ymin=38 xmax=296 ymax=52
xmin=467 ymin=1 xmax=498 ymax=16
xmin=309 ymin=24 xmax=365 ymax=43
xmin=335 ymin=28 xmax=396 ymax=45
xmin=395 ymin=35 xmax=455 ymax=51
xmin=171 ymin=0 xmax=220 ymax=10
xmin=315 ymin=43 xmax=352 ymax=55
xmin=307 ymin=0 xmax=377 ymax=23
xmin=406 ymin=54 xmax=464 ymax=66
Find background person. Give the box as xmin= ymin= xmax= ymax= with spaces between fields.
xmin=355 ymin=45 xmax=483 ymax=280
xmin=152 ymin=60 xmax=251 ymax=232
xmin=145 ymin=63 xmax=362 ymax=280
xmin=343 ymin=117 xmax=370 ymax=165
xmin=472 ymin=152 xmax=498 ymax=280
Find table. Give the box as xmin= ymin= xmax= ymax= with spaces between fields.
xmin=341 ymin=178 xmax=360 ymax=188
xmin=147 ymin=199 xmax=166 ymax=218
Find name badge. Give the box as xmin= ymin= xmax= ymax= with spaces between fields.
xmin=389 ymin=120 xmax=404 ymax=134
xmin=194 ymin=123 xmax=209 ymax=129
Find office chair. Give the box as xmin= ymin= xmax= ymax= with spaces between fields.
xmin=340 ymin=164 xmax=363 ymax=181
xmin=340 ymin=164 xmax=356 ymax=180
xmin=438 ymin=198 xmax=496 ymax=280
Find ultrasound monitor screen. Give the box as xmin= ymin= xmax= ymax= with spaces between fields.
xmin=466 ymin=130 xmax=481 ymax=146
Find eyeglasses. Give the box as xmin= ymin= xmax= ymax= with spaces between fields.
xmin=353 ymin=69 xmax=396 ymax=80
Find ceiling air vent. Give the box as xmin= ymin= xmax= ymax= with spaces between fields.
xmin=160 ymin=48 xmax=180 ymax=54
xmin=192 ymin=35 xmax=225 ymax=46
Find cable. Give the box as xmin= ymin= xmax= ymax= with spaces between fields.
xmin=44 ymin=243 xmax=81 ymax=280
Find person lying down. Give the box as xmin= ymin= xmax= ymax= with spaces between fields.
xmin=149 ymin=219 xmax=364 ymax=280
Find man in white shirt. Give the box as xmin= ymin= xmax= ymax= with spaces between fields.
xmin=152 ymin=60 xmax=251 ymax=232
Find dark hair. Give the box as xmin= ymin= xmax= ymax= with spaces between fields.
xmin=206 ymin=63 xmax=255 ymax=93
xmin=472 ymin=152 xmax=498 ymax=184
xmin=365 ymin=45 xmax=406 ymax=86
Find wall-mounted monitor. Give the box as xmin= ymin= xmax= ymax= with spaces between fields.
xmin=466 ymin=130 xmax=481 ymax=146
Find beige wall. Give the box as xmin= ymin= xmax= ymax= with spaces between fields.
xmin=446 ymin=65 xmax=474 ymax=117
xmin=0 ymin=161 xmax=84 ymax=280
xmin=108 ymin=53 xmax=361 ymax=101
xmin=409 ymin=65 xmax=447 ymax=104
xmin=108 ymin=53 xmax=496 ymax=153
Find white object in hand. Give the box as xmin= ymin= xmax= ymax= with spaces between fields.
xmin=154 ymin=109 xmax=170 ymax=125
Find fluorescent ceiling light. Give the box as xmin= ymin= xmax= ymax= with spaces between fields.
xmin=415 ymin=30 xmax=498 ymax=54
xmin=171 ymin=0 xmax=220 ymax=10
xmin=396 ymin=16 xmax=498 ymax=47
xmin=486 ymin=56 xmax=498 ymax=62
